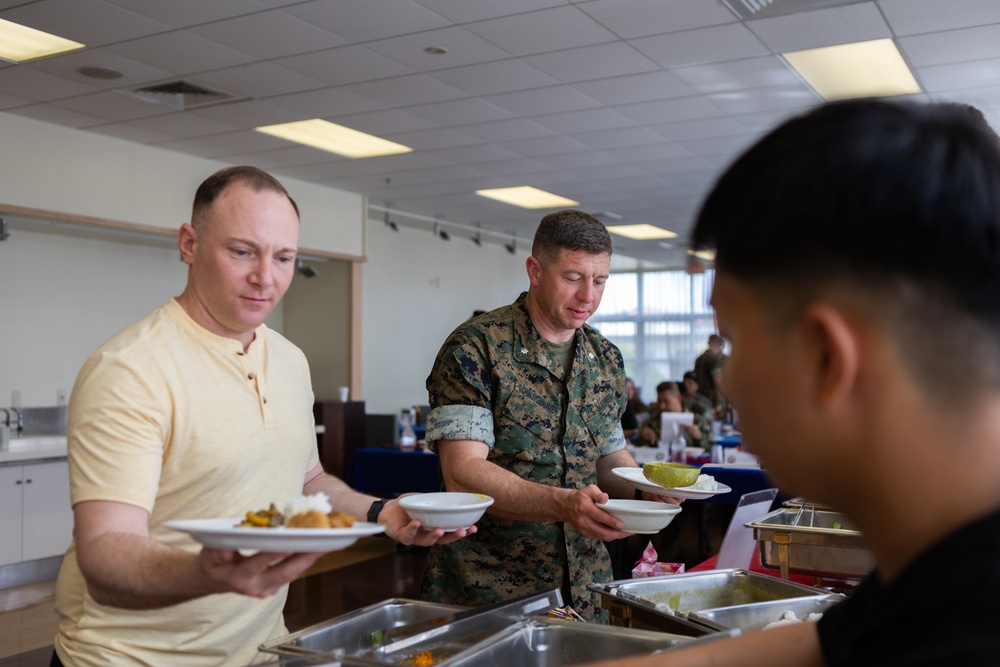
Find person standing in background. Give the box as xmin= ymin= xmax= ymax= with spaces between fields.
xmin=693 ymin=334 xmax=727 ymax=410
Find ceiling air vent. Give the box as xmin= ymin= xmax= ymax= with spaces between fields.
xmin=722 ymin=0 xmax=868 ymax=20
xmin=118 ymin=80 xmax=236 ymax=110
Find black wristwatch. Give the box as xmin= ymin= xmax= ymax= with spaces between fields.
xmin=367 ymin=498 xmax=387 ymax=524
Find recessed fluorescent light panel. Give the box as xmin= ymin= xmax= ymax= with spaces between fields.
xmin=688 ymin=248 xmax=717 ymax=261
xmin=256 ymin=119 xmax=412 ymax=158
xmin=607 ymin=224 xmax=678 ymax=240
xmin=0 ymin=18 xmax=84 ymax=62
xmin=783 ymin=38 xmax=921 ymax=101
xmin=475 ymin=187 xmax=579 ymax=209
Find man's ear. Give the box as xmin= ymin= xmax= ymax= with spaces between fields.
xmin=178 ymin=223 xmax=197 ymax=266
xmin=801 ymin=304 xmax=860 ymax=409
xmin=525 ymin=255 xmax=542 ymax=286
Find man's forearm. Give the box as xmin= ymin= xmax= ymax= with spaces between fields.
xmin=443 ymin=455 xmax=574 ymax=522
xmin=303 ymin=471 xmax=377 ymax=520
xmin=78 ymin=532 xmax=209 ymax=609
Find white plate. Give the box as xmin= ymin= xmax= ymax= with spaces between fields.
xmin=164 ymin=518 xmax=385 ymax=552
xmin=612 ymin=467 xmax=731 ymax=500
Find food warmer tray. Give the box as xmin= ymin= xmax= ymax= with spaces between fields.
xmin=747 ymin=507 xmax=875 ymax=580
xmin=688 ymin=594 xmax=844 ymax=632
xmin=259 ymin=598 xmax=466 ymax=658
xmin=588 ymin=569 xmax=831 ymax=636
xmin=443 ymin=617 xmax=731 ymax=667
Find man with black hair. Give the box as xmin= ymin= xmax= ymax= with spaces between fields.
xmin=588 ymin=99 xmax=1000 ymax=665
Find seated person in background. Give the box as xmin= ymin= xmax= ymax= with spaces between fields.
xmin=589 ymin=99 xmax=1000 ymax=665
xmin=620 ymin=377 xmax=640 ymax=440
xmin=637 ymin=381 xmax=709 ymax=449
xmin=681 ymin=371 xmax=715 ymax=420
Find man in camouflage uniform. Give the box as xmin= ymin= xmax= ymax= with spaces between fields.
xmin=693 ymin=334 xmax=727 ymax=409
xmin=421 ymin=210 xmax=676 ymax=621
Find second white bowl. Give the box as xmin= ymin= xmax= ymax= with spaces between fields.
xmin=597 ymin=499 xmax=682 ymax=534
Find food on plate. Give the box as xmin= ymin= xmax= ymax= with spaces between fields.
xmin=237 ymin=492 xmax=355 ymax=529
xmin=689 ymin=474 xmax=718 ymax=491
xmin=403 ymin=651 xmax=435 ymax=666
xmin=762 ymin=610 xmax=824 ymax=630
xmin=642 ymin=462 xmax=700 ymax=489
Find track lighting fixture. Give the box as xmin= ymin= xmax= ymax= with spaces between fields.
xmin=505 ymin=236 xmax=517 ymax=255
xmin=296 ymin=258 xmax=318 ymax=278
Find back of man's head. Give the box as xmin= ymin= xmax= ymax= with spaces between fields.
xmin=693 ymin=99 xmax=1000 ymax=399
xmin=531 ymin=210 xmax=613 ymax=265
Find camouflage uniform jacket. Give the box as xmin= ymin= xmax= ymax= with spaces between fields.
xmin=421 ymin=292 xmax=626 ymax=621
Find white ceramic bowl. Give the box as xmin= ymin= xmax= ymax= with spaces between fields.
xmin=397 ymin=492 xmax=494 ymax=532
xmin=597 ymin=499 xmax=682 ymax=534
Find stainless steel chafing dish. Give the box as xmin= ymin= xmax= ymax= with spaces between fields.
xmin=688 ymin=594 xmax=844 ymax=633
xmin=747 ymin=505 xmax=875 ymax=580
xmin=259 ymin=598 xmax=466 ymax=659
xmin=443 ymin=617 xmax=713 ymax=667
xmin=588 ymin=569 xmax=831 ymax=636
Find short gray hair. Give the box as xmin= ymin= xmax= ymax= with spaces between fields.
xmin=531 ymin=210 xmax=612 ymax=264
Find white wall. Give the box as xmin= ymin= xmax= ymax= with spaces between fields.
xmin=0 ymin=112 xmax=364 ymax=257
xmin=0 ymin=229 xmax=204 ymax=406
xmin=360 ymin=218 xmax=528 ymax=414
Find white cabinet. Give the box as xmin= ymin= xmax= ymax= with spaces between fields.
xmin=0 ymin=459 xmax=73 ymax=566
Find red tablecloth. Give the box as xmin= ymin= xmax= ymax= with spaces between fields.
xmin=689 ymin=543 xmax=817 ymax=586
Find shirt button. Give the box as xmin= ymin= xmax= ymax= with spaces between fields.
xmin=248 ymin=373 xmax=255 ymax=380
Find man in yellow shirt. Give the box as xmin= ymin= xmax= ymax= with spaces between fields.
xmin=53 ymin=166 xmax=471 ymax=666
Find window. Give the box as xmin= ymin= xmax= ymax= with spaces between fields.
xmin=592 ymin=268 xmax=717 ymax=404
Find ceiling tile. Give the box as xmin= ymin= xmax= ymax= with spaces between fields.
xmin=601 ymin=142 xmax=693 ymax=162
xmin=197 ymin=63 xmax=327 ymax=99
xmin=568 ymin=126 xmax=667 ymax=150
xmin=363 ymin=26 xmax=512 ymax=71
xmin=632 ymin=23 xmax=770 ymax=68
xmin=105 ymin=0 xmax=272 ymax=27
xmin=671 ymin=55 xmax=801 ymax=93
xmin=22 ymin=52 xmax=174 ymax=91
xmin=103 ymin=31 xmax=256 ymax=75
xmin=85 ymin=122 xmax=176 ymax=144
xmin=268 ymin=88 xmax=386 ymax=118
xmin=457 ymin=118 xmax=555 ymax=142
xmin=383 ymin=127 xmax=482 ymax=151
xmin=1 ymin=0 xmax=170 ymax=46
xmin=191 ymin=10 xmax=349 ymax=59
xmin=413 ymin=0 xmax=567 ymax=23
xmin=465 ymin=6 xmax=619 ymax=56
xmin=129 ymin=111 xmax=241 ymax=138
xmin=404 ymin=98 xmax=516 ymax=126
xmin=189 ymin=99 xmax=303 ymax=127
xmin=531 ymin=107 xmax=637 ymax=133
xmin=524 ymin=42 xmax=660 ymax=83
xmin=651 ymin=116 xmax=753 ymax=141
xmin=342 ymin=74 xmax=469 ymax=107
xmin=484 ymin=85 xmax=603 ymax=116
xmin=746 ymin=3 xmax=891 ymax=53
xmin=917 ymin=57 xmax=1000 ymax=93
xmin=0 ymin=67 xmax=97 ymax=102
xmin=615 ymin=96 xmax=727 ymax=125
xmin=275 ymin=46 xmax=413 ymax=86
xmin=880 ymin=0 xmax=1000 ymax=36
xmin=577 ymin=0 xmax=737 ymax=39
xmin=498 ymin=134 xmax=595 ymax=157
xmin=51 ymin=90 xmax=172 ymax=122
xmin=572 ymin=70 xmax=695 ymax=104
xmin=899 ymin=24 xmax=1000 ymax=68
xmin=429 ymin=59 xmax=559 ymax=95
xmin=284 ymin=0 xmax=451 ymax=42
xmin=705 ymin=87 xmax=819 ymax=115
xmin=4 ymin=103 xmax=105 ymax=128
xmin=334 ymin=108 xmax=437 ymax=135
xmin=534 ymin=149 xmax=621 ymax=169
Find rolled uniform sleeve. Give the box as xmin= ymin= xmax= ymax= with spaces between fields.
xmin=425 ymin=325 xmax=497 ymax=452
xmin=426 ymin=405 xmax=495 ymax=449
xmin=603 ymin=422 xmax=627 ymax=456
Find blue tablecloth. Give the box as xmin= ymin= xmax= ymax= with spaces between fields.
xmin=350 ymin=446 xmax=442 ymax=497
